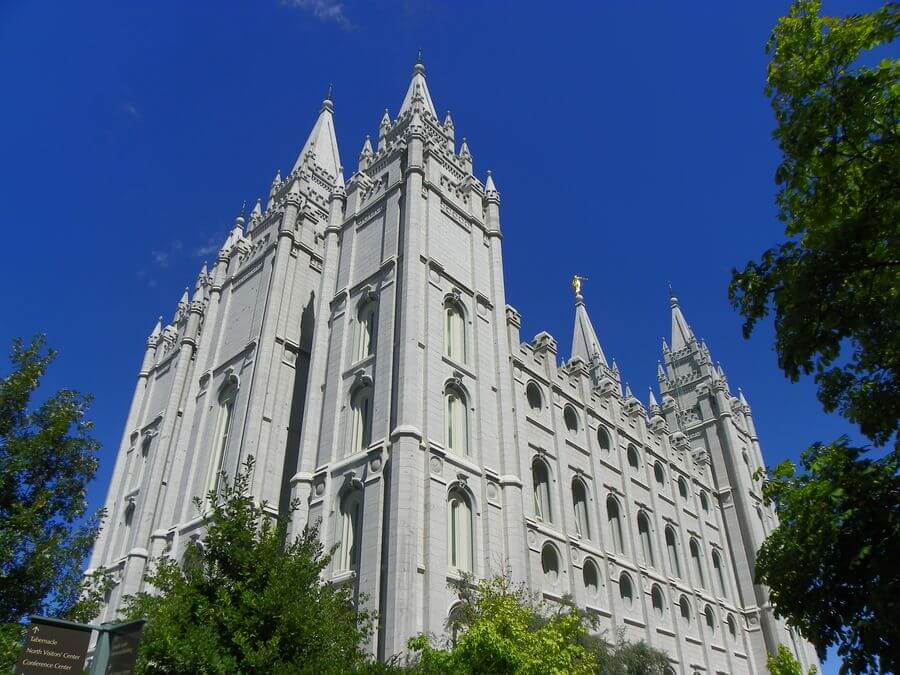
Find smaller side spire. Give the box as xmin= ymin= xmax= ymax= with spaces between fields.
xmin=149 ymin=316 xmax=163 ymax=339
xmin=358 ymin=135 xmax=373 ymax=172
xmin=670 ymin=291 xmax=696 ymax=351
xmin=458 ymin=138 xmax=472 ymax=173
xmin=570 ymin=277 xmax=608 ymax=387
xmin=648 ymin=389 xmax=659 ymax=410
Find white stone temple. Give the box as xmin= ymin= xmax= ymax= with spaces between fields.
xmin=88 ymin=60 xmax=819 ymax=673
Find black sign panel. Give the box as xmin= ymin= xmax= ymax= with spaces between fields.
xmin=14 ymin=620 xmax=91 ymax=675
xmin=105 ymin=622 xmax=145 ymax=675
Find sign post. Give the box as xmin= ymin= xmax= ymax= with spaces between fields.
xmin=13 ymin=616 xmax=146 ymax=675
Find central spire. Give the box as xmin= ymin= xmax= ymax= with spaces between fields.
xmin=399 ymin=55 xmax=437 ymax=118
xmin=570 ymin=276 xmax=608 ymax=373
xmin=290 ymin=90 xmax=342 ymax=178
xmin=669 ymin=290 xmax=695 ymax=351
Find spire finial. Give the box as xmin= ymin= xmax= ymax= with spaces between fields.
xmin=571 ymin=275 xmax=589 ymax=301
xmin=668 ymin=281 xmax=679 ymax=307
xmin=414 ymin=49 xmax=425 ymax=75
xmin=325 ymin=83 xmax=333 ymax=101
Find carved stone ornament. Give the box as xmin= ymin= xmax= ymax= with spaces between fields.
xmin=343 ymin=471 xmax=363 ymax=491
xmin=314 ymin=481 xmax=326 ymax=497
xmin=430 ymin=456 xmax=443 ymax=476
xmin=487 ymin=482 xmax=499 ymax=501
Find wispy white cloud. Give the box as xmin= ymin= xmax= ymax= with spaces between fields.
xmin=121 ymin=102 xmax=140 ymax=119
xmin=280 ymin=0 xmax=353 ymax=29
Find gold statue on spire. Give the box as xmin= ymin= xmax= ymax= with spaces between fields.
xmin=571 ymin=275 xmax=589 ymax=297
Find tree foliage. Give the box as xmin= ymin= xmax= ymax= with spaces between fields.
xmin=756 ymin=440 xmax=900 ymax=673
xmin=0 ymin=336 xmax=107 ymax=669
xmin=408 ymin=574 xmax=668 ymax=675
xmin=768 ymin=643 xmax=818 ymax=675
xmin=122 ymin=457 xmax=384 ymax=674
xmin=729 ymin=0 xmax=900 ymax=447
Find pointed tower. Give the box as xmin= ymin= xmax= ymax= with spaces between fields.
xmin=569 ymin=276 xmax=607 ymax=386
xmin=659 ymin=291 xmax=803 ymax=670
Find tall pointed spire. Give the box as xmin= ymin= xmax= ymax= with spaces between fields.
xmin=290 ymin=90 xmax=341 ymax=177
xmin=399 ymin=55 xmax=437 ymax=118
xmin=570 ymin=275 xmax=608 ymax=373
xmin=669 ymin=289 xmax=695 ymax=351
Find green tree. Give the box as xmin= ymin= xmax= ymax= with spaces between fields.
xmin=768 ymin=644 xmax=818 ymax=675
xmin=0 ymin=336 xmax=107 ymax=669
xmin=729 ymin=0 xmax=899 ymax=447
xmin=122 ymin=456 xmax=385 ymax=674
xmin=408 ymin=574 xmax=668 ymax=674
xmin=756 ymin=440 xmax=900 ymax=673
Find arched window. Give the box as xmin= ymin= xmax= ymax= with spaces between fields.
xmin=619 ymin=572 xmax=634 ymax=606
xmin=678 ymin=476 xmax=689 ymax=500
xmin=118 ymin=501 xmax=135 ymax=556
xmin=449 ymin=488 xmax=474 ymax=573
xmin=134 ymin=435 xmax=151 ymax=489
xmin=690 ymin=538 xmax=705 ymax=588
xmin=541 ymin=543 xmax=560 ymax=584
xmin=654 ymin=461 xmax=665 ymax=486
xmin=637 ymin=512 xmax=655 ymax=567
xmin=627 ymin=445 xmax=640 ymax=471
xmin=572 ymin=479 xmax=591 ymax=539
xmin=564 ymin=405 xmax=579 ymax=432
xmin=743 ymin=450 xmax=754 ymax=483
xmin=355 ymin=300 xmax=377 ymax=362
xmin=446 ymin=386 xmax=469 ymax=455
xmin=679 ymin=595 xmax=691 ymax=623
xmin=444 ymin=299 xmax=466 ymax=363
xmin=338 ymin=490 xmax=362 ymax=573
xmin=532 ymin=459 xmax=552 ymax=523
xmin=665 ymin=526 xmax=682 ymax=577
xmin=606 ymin=496 xmax=624 ymax=554
xmin=597 ymin=426 xmax=611 ymax=451
xmin=448 ymin=604 xmax=466 ymax=646
xmin=349 ymin=384 xmax=372 ymax=455
xmin=712 ymin=550 xmax=728 ymax=598
xmin=583 ymin=558 xmax=600 ymax=597
xmin=704 ymin=605 xmax=716 ymax=634
xmin=206 ymin=382 xmax=237 ymax=501
xmin=526 ymin=382 xmax=542 ymax=412
xmin=651 ymin=584 xmax=665 ymax=616
xmin=700 ymin=490 xmax=710 ymax=512
xmin=727 ymin=614 xmax=737 ymax=639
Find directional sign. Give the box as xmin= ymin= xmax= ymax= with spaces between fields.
xmin=105 ymin=621 xmax=145 ymax=675
xmin=14 ymin=619 xmax=91 ymax=675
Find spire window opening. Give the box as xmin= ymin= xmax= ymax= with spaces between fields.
xmin=564 ymin=405 xmax=579 ymax=433
xmin=713 ymin=550 xmax=728 ymax=598
xmin=597 ymin=426 xmax=611 ymax=452
xmin=206 ymin=382 xmax=237 ymax=504
xmin=619 ymin=572 xmax=634 ymax=606
xmin=449 ymin=488 xmax=474 ymax=573
xmin=445 ymin=386 xmax=469 ymax=456
xmin=349 ymin=384 xmax=372 ymax=456
xmin=627 ymin=445 xmax=641 ymax=471
xmin=355 ymin=300 xmax=377 ymax=362
xmin=541 ymin=543 xmax=560 ymax=584
xmin=679 ymin=596 xmax=691 ymax=624
xmin=690 ymin=538 xmax=705 ymax=588
xmin=666 ymin=526 xmax=682 ymax=578
xmin=704 ymin=605 xmax=716 ymax=634
xmin=654 ymin=461 xmax=665 ymax=487
xmin=572 ymin=478 xmax=591 ymax=539
xmin=444 ymin=299 xmax=467 ymax=363
xmin=700 ymin=490 xmax=710 ymax=512
xmin=583 ymin=559 xmax=600 ymax=597
xmin=338 ymin=490 xmax=362 ymax=573
xmin=638 ymin=512 xmax=655 ymax=567
xmin=532 ymin=459 xmax=553 ymax=523
xmin=678 ymin=476 xmax=689 ymax=501
xmin=526 ymin=382 xmax=543 ymax=413
xmin=607 ymin=496 xmax=624 ymax=554
xmin=651 ymin=584 xmax=665 ymax=617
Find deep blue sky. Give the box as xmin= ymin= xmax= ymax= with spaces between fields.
xmin=1 ymin=1 xmax=881 ymax=670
